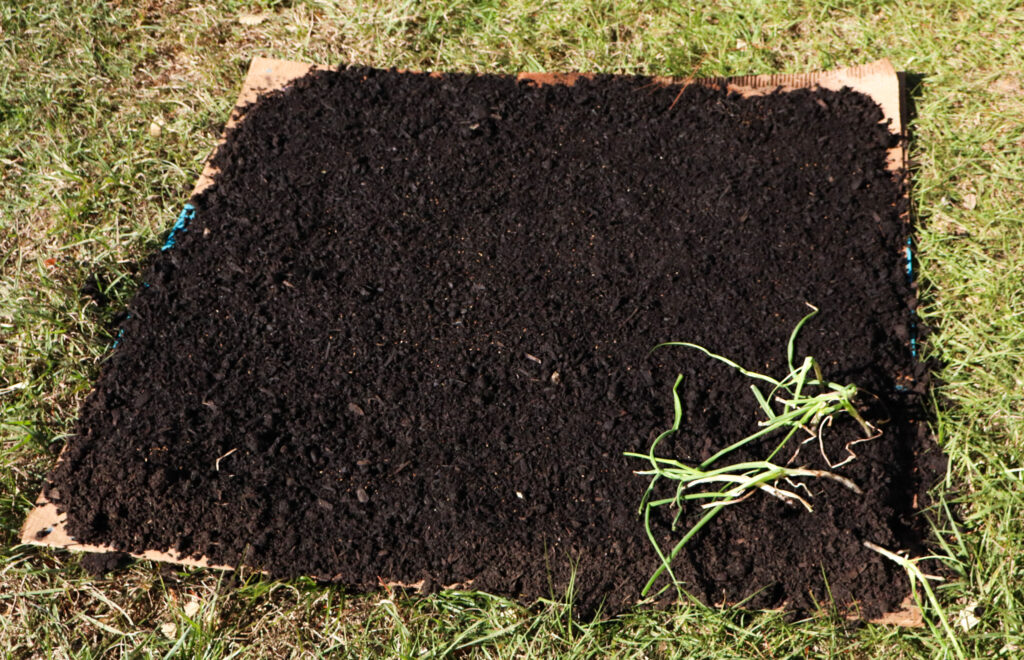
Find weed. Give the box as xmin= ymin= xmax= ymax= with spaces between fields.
xmin=627 ymin=305 xmax=878 ymax=598
xmin=863 ymin=540 xmax=964 ymax=659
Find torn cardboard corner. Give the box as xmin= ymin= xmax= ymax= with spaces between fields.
xmin=190 ymin=58 xmax=328 ymax=196
xmin=21 ymin=56 xmax=916 ymax=625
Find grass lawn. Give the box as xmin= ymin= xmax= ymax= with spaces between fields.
xmin=2 ymin=0 xmax=1022 ymax=657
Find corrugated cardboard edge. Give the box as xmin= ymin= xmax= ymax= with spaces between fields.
xmin=22 ymin=56 xmax=917 ymax=623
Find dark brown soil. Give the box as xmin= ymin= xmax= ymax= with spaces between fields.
xmin=46 ymin=67 xmax=944 ymax=618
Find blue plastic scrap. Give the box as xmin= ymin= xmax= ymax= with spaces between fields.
xmin=162 ymin=203 xmax=196 ymax=251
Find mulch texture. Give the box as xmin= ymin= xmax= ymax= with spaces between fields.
xmin=46 ymin=67 xmax=944 ymax=618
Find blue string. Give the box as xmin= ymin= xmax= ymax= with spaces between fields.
xmin=112 ymin=319 xmax=128 ymax=348
xmin=905 ymin=239 xmax=913 ymax=279
xmin=895 ymin=235 xmax=919 ymax=393
xmin=906 ymin=236 xmax=918 ymax=359
xmin=162 ymin=203 xmax=196 ymax=251
xmin=115 ymin=204 xmax=195 ymax=349
xmin=140 ymin=204 xmax=925 ymax=372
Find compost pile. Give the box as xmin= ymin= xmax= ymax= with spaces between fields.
xmin=46 ymin=66 xmax=944 ymax=617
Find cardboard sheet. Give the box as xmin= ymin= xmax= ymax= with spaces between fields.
xmin=21 ymin=56 xmax=915 ymax=624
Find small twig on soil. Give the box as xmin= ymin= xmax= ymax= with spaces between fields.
xmin=668 ymin=52 xmax=713 ymax=110
xmin=215 ymin=448 xmax=237 ymax=472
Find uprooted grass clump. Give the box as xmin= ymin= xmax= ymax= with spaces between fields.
xmin=627 ymin=305 xmax=880 ymax=599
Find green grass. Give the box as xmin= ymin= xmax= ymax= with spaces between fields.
xmin=2 ymin=0 xmax=1023 ymax=656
